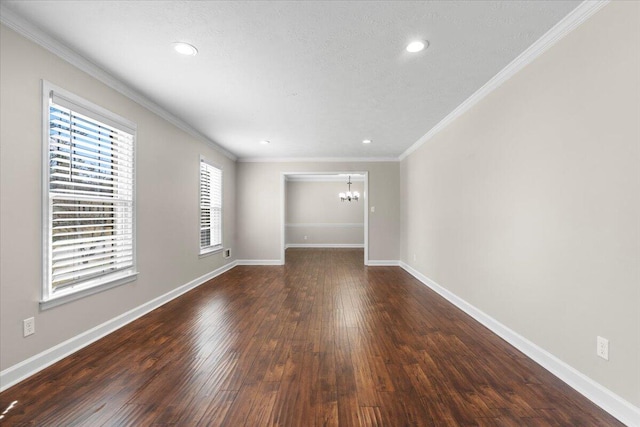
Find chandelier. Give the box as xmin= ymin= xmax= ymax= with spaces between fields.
xmin=339 ymin=175 xmax=359 ymax=202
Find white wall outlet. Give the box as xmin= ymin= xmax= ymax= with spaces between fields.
xmin=23 ymin=317 xmax=35 ymax=337
xmin=413 ymin=253 xmax=417 ymax=262
xmin=597 ymin=336 xmax=609 ymax=360
xmin=371 ymin=206 xmax=375 ymax=213
xmin=304 ymin=235 xmax=307 ymax=240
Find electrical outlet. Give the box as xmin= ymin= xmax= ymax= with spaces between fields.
xmin=597 ymin=336 xmax=609 ymax=360
xmin=304 ymin=235 xmax=307 ymax=240
xmin=413 ymin=253 xmax=417 ymax=262
xmin=371 ymin=206 xmax=375 ymax=213
xmin=223 ymin=248 xmax=231 ymax=258
xmin=23 ymin=317 xmax=35 ymax=337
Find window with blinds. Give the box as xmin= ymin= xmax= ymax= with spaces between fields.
xmin=200 ymin=159 xmax=222 ymax=253
xmin=43 ymin=82 xmax=137 ymax=305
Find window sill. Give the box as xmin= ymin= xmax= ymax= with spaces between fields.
xmin=199 ymin=246 xmax=223 ymax=258
xmin=40 ymin=271 xmax=139 ymax=310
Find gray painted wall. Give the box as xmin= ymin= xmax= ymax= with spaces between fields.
xmin=286 ymin=180 xmax=364 ymax=246
xmin=0 ymin=25 xmax=236 ymax=371
xmin=236 ymin=161 xmax=400 ymax=262
xmin=400 ymin=1 xmax=639 ymax=406
xmin=1 ymin=0 xmax=638 ymax=414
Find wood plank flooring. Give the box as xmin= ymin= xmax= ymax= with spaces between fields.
xmin=0 ymin=248 xmax=623 ymax=426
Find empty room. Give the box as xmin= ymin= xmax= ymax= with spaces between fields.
xmin=0 ymin=1 xmax=638 ymax=425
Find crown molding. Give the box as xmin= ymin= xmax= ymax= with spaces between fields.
xmin=0 ymin=4 xmax=237 ymax=161
xmin=2 ymin=0 xmax=608 ymax=165
xmin=238 ymin=156 xmax=399 ymax=163
xmin=399 ymin=0 xmax=610 ymax=161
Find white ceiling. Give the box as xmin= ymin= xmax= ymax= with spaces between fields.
xmin=2 ymin=0 xmax=581 ymax=160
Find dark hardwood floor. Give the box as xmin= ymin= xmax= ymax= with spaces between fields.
xmin=0 ymin=249 xmax=622 ymax=426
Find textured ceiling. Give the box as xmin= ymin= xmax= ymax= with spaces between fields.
xmin=2 ymin=1 xmax=581 ymax=160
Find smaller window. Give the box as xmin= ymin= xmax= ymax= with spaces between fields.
xmin=199 ymin=158 xmax=223 ymax=254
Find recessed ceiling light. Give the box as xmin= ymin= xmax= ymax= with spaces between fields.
xmin=172 ymin=42 xmax=198 ymax=56
xmin=362 ymin=139 xmax=372 ymax=144
xmin=406 ymin=40 xmax=428 ymax=53
xmin=260 ymin=140 xmax=270 ymax=145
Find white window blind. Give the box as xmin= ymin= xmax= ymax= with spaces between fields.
xmin=200 ymin=160 xmax=222 ymax=253
xmin=44 ymin=83 xmax=136 ymax=302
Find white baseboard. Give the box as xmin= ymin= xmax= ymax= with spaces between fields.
xmin=399 ymin=262 xmax=640 ymax=427
xmin=4 ymin=258 xmax=636 ymax=425
xmin=285 ymin=243 xmax=364 ymax=249
xmin=367 ymin=260 xmax=400 ymax=266
xmin=236 ymin=259 xmax=283 ymax=265
xmin=0 ymin=260 xmax=238 ymax=393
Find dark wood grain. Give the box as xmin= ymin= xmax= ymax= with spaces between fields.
xmin=0 ymin=249 xmax=623 ymax=426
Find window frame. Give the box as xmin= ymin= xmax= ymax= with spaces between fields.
xmin=199 ymin=156 xmax=223 ymax=256
xmin=41 ymin=80 xmax=138 ymax=310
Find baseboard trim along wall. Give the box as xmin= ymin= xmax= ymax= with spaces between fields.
xmin=4 ymin=258 xmax=637 ymax=425
xmin=0 ymin=260 xmax=238 ymax=393
xmin=367 ymin=260 xmax=400 ymax=266
xmin=285 ymin=244 xmax=364 ymax=249
xmin=399 ymin=261 xmax=640 ymax=427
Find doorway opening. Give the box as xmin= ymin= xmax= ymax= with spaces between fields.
xmin=280 ymin=172 xmax=369 ymax=265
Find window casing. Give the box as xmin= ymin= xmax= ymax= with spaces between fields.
xmin=42 ymin=81 xmax=137 ymax=308
xmin=199 ymin=158 xmax=223 ymax=254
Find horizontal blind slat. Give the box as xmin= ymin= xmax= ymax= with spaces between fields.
xmin=53 ymin=250 xmax=133 ymax=270
xmin=53 ymin=244 xmax=133 ymax=262
xmin=48 ymin=96 xmax=135 ymax=291
xmin=52 ymin=260 xmax=133 ymax=286
xmin=199 ymin=160 xmax=222 ymax=250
